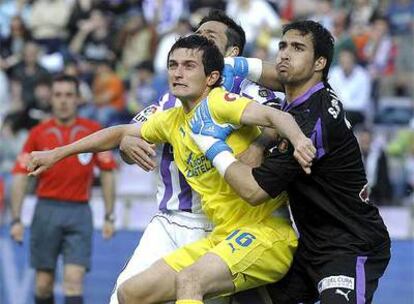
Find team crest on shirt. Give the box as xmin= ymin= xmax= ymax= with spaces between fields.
xmin=132 ymin=105 xmax=160 ymax=123
xmin=258 ymin=88 xmax=269 ymax=98
xmin=77 ymin=153 xmax=93 ymax=165
xmin=224 ymin=92 xmax=238 ymax=102
xmin=277 ymin=138 xmax=290 ymax=153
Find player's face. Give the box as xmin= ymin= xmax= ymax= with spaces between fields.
xmin=275 ymin=30 xmax=318 ymax=85
xmin=50 ymin=81 xmax=78 ymax=123
xmin=196 ymin=21 xmax=232 ymax=56
xmin=168 ymin=48 xmax=210 ymax=102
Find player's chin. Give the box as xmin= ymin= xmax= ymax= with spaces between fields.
xmin=171 ymin=88 xmax=188 ymax=99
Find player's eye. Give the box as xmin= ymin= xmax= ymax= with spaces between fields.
xmin=186 ymin=63 xmax=196 ymax=69
xmin=168 ymin=62 xmax=177 ymax=69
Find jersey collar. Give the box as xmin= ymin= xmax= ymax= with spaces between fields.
xmin=282 ymin=82 xmax=324 ymax=112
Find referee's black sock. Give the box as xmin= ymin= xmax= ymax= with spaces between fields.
xmin=34 ymin=295 xmax=54 ymax=304
xmin=64 ymin=295 xmax=83 ymax=304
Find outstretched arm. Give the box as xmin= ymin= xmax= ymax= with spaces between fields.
xmin=28 ymin=124 xmax=141 ymax=176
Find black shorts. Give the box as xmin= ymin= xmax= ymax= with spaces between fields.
xmin=30 ymin=198 xmax=93 ymax=271
xmin=266 ymin=245 xmax=390 ymax=304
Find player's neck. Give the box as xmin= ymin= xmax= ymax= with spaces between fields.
xmin=54 ymin=116 xmax=77 ymax=127
xmin=181 ymin=87 xmax=211 ymax=113
xmin=285 ymin=77 xmax=322 ymax=103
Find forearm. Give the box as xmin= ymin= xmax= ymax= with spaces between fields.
xmin=69 ymin=31 xmax=88 ymax=54
xmin=54 ymin=125 xmax=129 ymax=162
xmin=254 ymin=127 xmax=279 ymax=148
xmin=237 ymin=129 xmax=276 ymax=168
xmin=258 ymin=61 xmax=284 ymax=91
xmin=269 ymin=110 xmax=306 ymax=147
xmin=224 ymin=160 xmax=268 ymax=205
xmin=10 ymin=174 xmax=29 ymax=219
xmin=242 ymin=103 xmax=305 ymax=146
xmin=100 ymin=170 xmax=115 ymax=215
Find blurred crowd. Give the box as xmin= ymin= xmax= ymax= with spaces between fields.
xmin=0 ymin=0 xmax=413 ymax=210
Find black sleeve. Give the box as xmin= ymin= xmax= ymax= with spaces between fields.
xmin=252 ymin=147 xmax=302 ymax=198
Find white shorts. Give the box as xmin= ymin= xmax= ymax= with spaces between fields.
xmin=109 ymin=211 xmax=229 ymax=304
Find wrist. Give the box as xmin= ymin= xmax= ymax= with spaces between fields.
xmin=11 ymin=217 xmax=21 ymax=226
xmin=54 ymin=147 xmax=66 ymax=162
xmin=224 ymin=57 xmax=263 ymax=82
xmin=104 ymin=213 xmax=115 ymax=223
xmin=212 ymin=150 xmax=237 ymax=176
xmin=246 ymin=58 xmax=263 ymax=82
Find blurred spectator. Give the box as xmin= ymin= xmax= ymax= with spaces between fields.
xmin=226 ymin=0 xmax=281 ymax=55
xmin=0 ymin=15 xmax=32 ymax=72
xmin=64 ymin=60 xmax=93 ymax=106
xmin=363 ymin=16 xmax=396 ymax=105
xmin=142 ymin=0 xmax=189 ymax=35
xmin=349 ymin=0 xmax=378 ymax=29
xmin=356 ymin=127 xmax=393 ymax=205
xmin=0 ymin=0 xmax=31 ymax=38
xmin=31 ymin=76 xmax=52 ymax=116
xmin=69 ymin=8 xmax=116 ymax=77
xmin=4 ymin=77 xmax=52 ymax=132
xmin=385 ymin=0 xmax=414 ymax=97
xmin=0 ymin=113 xmax=27 ymax=206
xmin=79 ymin=60 xmax=125 ymax=126
xmin=11 ymin=41 xmax=51 ymax=110
xmin=67 ymin=0 xmax=95 ymax=38
xmin=28 ymin=0 xmax=72 ymax=54
xmin=115 ymin=11 xmax=157 ymax=77
xmin=189 ymin=0 xmax=226 ymax=12
xmin=153 ymin=18 xmax=192 ymax=74
xmin=310 ymin=0 xmax=335 ymax=32
xmin=388 ymin=123 xmax=414 ymax=203
xmin=331 ymin=9 xmax=356 ymax=65
xmin=386 ymin=0 xmax=414 ymax=36
xmin=329 ymin=48 xmax=372 ymax=126
xmin=127 ymin=60 xmax=167 ymax=114
xmin=0 ymin=68 xmax=10 ymax=118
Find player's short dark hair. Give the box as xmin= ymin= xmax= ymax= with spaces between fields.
xmin=197 ymin=9 xmax=246 ymax=55
xmin=52 ymin=74 xmax=80 ymax=95
xmin=168 ymin=35 xmax=224 ymax=88
xmin=283 ymin=20 xmax=335 ymax=82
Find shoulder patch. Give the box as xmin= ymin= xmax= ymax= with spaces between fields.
xmin=277 ymin=138 xmax=290 ymax=153
xmin=258 ymin=88 xmax=269 ymax=98
xmin=132 ymin=105 xmax=160 ymax=123
xmin=224 ymin=92 xmax=238 ymax=102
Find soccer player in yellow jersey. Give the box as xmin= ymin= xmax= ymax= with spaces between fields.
xmin=27 ymin=35 xmax=315 ymax=304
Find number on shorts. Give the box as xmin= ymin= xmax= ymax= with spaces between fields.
xmin=226 ymin=230 xmax=256 ymax=247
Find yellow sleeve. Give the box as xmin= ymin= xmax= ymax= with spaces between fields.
xmin=140 ymin=109 xmax=174 ymax=144
xmin=208 ymin=87 xmax=252 ymax=126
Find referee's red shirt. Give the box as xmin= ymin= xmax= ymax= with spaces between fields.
xmin=13 ymin=117 xmax=117 ymax=203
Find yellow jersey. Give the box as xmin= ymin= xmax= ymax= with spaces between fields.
xmin=141 ymin=87 xmax=287 ymax=239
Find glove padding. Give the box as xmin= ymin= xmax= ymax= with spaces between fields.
xmin=221 ymin=57 xmax=249 ymax=91
xmin=189 ymin=99 xmax=234 ymax=162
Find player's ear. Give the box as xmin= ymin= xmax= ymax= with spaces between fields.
xmin=225 ymin=46 xmax=240 ymax=57
xmin=207 ymin=70 xmax=221 ymax=86
xmin=314 ymin=56 xmax=327 ymax=73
